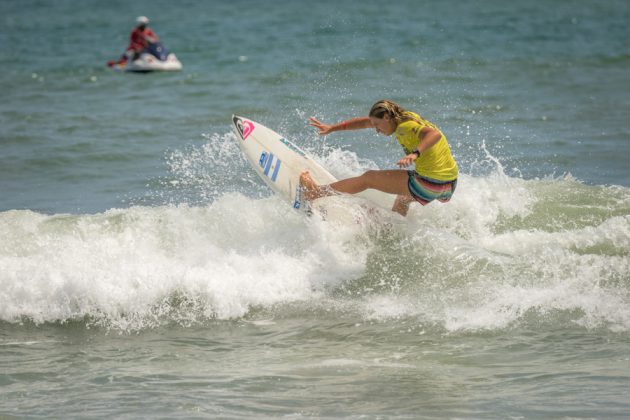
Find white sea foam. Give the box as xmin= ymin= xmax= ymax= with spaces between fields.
xmin=0 ymin=194 xmax=374 ymax=330
xmin=1 ymin=145 xmax=629 ymax=332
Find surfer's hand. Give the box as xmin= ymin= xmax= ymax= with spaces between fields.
xmin=309 ymin=117 xmax=334 ymax=135
xmin=397 ymin=153 xmax=417 ymax=168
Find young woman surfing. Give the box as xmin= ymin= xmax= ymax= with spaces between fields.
xmin=300 ymin=99 xmax=458 ymax=216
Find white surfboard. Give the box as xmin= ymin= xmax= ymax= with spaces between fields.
xmin=231 ymin=115 xmax=395 ymax=214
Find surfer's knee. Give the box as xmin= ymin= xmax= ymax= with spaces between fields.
xmin=362 ymin=170 xmax=379 ymax=180
xmin=361 ymin=170 xmax=382 ymax=187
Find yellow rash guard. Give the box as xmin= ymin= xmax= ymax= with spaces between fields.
xmin=394 ymin=112 xmax=458 ymax=181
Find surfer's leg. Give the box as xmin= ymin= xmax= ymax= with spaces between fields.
xmin=300 ymin=169 xmax=410 ymax=201
xmin=330 ymin=170 xmax=410 ymax=196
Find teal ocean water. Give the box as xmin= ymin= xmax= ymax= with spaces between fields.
xmin=2 ymin=0 xmax=630 ymax=418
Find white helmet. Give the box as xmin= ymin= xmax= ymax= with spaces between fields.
xmin=136 ymin=16 xmax=149 ymax=25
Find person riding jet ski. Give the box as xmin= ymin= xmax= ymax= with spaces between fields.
xmin=107 ymin=16 xmax=182 ymax=72
xmin=125 ymin=16 xmax=159 ymax=61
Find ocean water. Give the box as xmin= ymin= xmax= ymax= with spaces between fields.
xmin=1 ymin=0 xmax=630 ymax=418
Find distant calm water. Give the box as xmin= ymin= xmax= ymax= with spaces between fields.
xmin=1 ymin=0 xmax=629 ymax=418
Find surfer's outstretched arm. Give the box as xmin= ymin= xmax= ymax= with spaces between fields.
xmin=308 ymin=116 xmax=372 ymax=136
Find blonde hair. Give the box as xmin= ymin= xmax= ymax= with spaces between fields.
xmin=369 ymin=99 xmax=438 ymax=131
xmin=369 ymin=100 xmax=415 ymax=125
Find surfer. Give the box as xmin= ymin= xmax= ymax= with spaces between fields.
xmin=300 ymin=99 xmax=458 ymax=216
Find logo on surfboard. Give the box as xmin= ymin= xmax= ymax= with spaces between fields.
xmin=233 ymin=116 xmax=255 ymax=141
xmin=293 ymin=184 xmax=312 ymax=215
xmin=279 ymin=137 xmax=306 ymax=157
xmin=259 ymin=151 xmax=281 ymax=182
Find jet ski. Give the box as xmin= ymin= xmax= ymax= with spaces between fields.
xmin=108 ymin=42 xmax=182 ymax=73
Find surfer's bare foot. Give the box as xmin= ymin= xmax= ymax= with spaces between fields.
xmin=300 ymin=171 xmax=324 ymax=201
